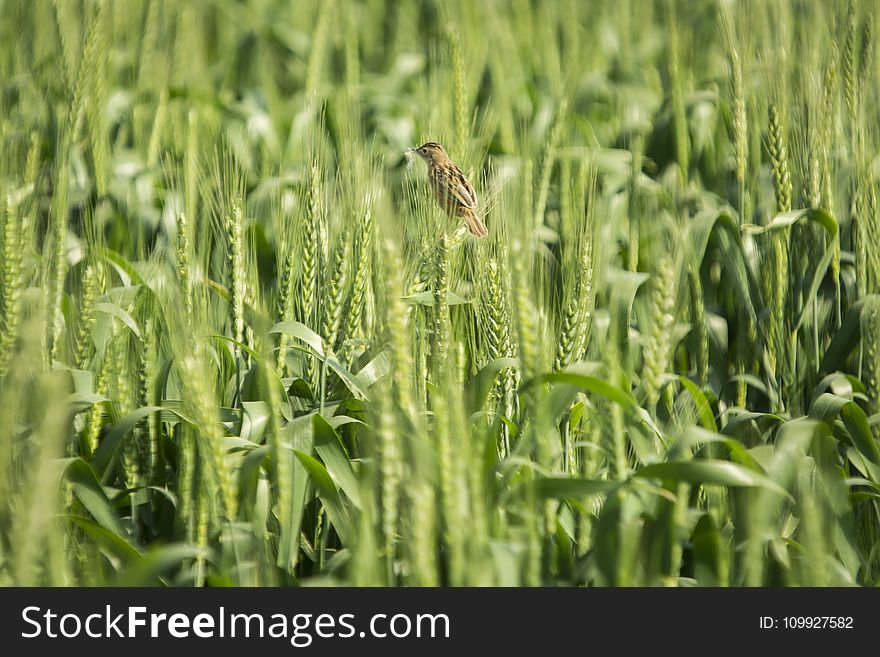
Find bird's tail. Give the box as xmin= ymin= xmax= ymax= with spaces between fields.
xmin=462 ymin=208 xmax=488 ymax=237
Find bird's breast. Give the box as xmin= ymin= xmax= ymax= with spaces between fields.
xmin=428 ymin=166 xmax=458 ymax=214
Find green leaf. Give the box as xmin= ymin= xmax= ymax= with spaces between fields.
xmin=312 ymin=414 xmax=361 ymax=508
xmin=721 ymin=411 xmax=785 ymax=436
xmin=402 ymin=290 xmax=470 ymax=306
xmin=356 ymin=350 xmax=391 ymax=387
xmin=466 ymin=357 xmax=518 ymax=413
xmin=690 ymin=209 xmax=761 ymax=323
xmin=294 ymin=450 xmax=353 ymax=543
xmin=64 ymin=459 xmax=126 ymax=536
xmin=99 ymin=247 xmax=145 ymax=287
xmin=94 ymin=302 xmax=141 ymax=338
xmin=325 ymin=355 xmax=372 ymax=401
xmin=67 ymin=516 xmax=142 ymax=565
xmin=691 ymin=513 xmax=723 ymax=586
xmin=238 ymin=444 xmax=271 ymax=510
xmin=329 ymin=415 xmax=366 ymax=430
xmin=840 ymin=404 xmax=880 ymax=466
xmin=821 ymin=297 xmax=879 ymax=373
xmin=270 ymin=320 xmax=325 ymax=357
xmin=66 ymin=391 xmax=108 ymax=414
xmin=793 ymin=236 xmax=838 ymax=333
xmin=525 ymin=368 xmax=637 ymax=408
xmin=116 ymin=544 xmax=210 ymax=586
xmin=674 ymin=427 xmax=763 ymax=471
xmin=287 ymin=377 xmax=316 ymax=403
xmin=157 ymin=400 xmax=196 ymax=425
xmin=210 ymin=334 xmax=261 ymax=360
xmin=241 ymin=401 xmax=271 ymax=444
xmin=607 ymin=268 xmax=651 ymax=359
xmin=678 ymin=376 xmax=717 ymax=431
xmin=810 ymin=393 xmax=880 ymax=466
xmin=112 ymin=485 xmax=179 ymax=510
xmin=635 ymin=460 xmax=790 ymax=497
xmin=529 ymin=476 xmax=620 ymax=500
xmin=283 ymin=355 xmax=373 ymax=402
xmin=276 ymin=416 xmax=312 ymax=573
xmin=742 ymin=207 xmax=838 ymax=237
xmin=91 ymin=406 xmax=163 ymax=481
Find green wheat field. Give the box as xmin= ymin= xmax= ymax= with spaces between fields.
xmin=1 ymin=0 xmax=880 ymax=587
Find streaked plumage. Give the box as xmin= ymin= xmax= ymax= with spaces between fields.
xmin=409 ymin=142 xmax=488 ymax=237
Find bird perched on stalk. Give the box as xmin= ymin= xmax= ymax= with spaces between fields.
xmin=407 ymin=142 xmax=488 ymax=237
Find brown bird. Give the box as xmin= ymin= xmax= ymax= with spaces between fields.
xmin=408 ymin=142 xmax=488 ymax=237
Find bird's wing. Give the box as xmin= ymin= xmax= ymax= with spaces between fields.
xmin=452 ymin=170 xmax=478 ymax=210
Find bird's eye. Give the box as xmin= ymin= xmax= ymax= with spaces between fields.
xmin=419 ymin=148 xmax=426 ymax=154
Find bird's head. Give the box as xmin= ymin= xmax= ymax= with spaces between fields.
xmin=408 ymin=142 xmax=447 ymax=164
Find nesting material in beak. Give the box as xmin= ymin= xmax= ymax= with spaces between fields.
xmin=404 ymin=148 xmax=417 ymax=169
